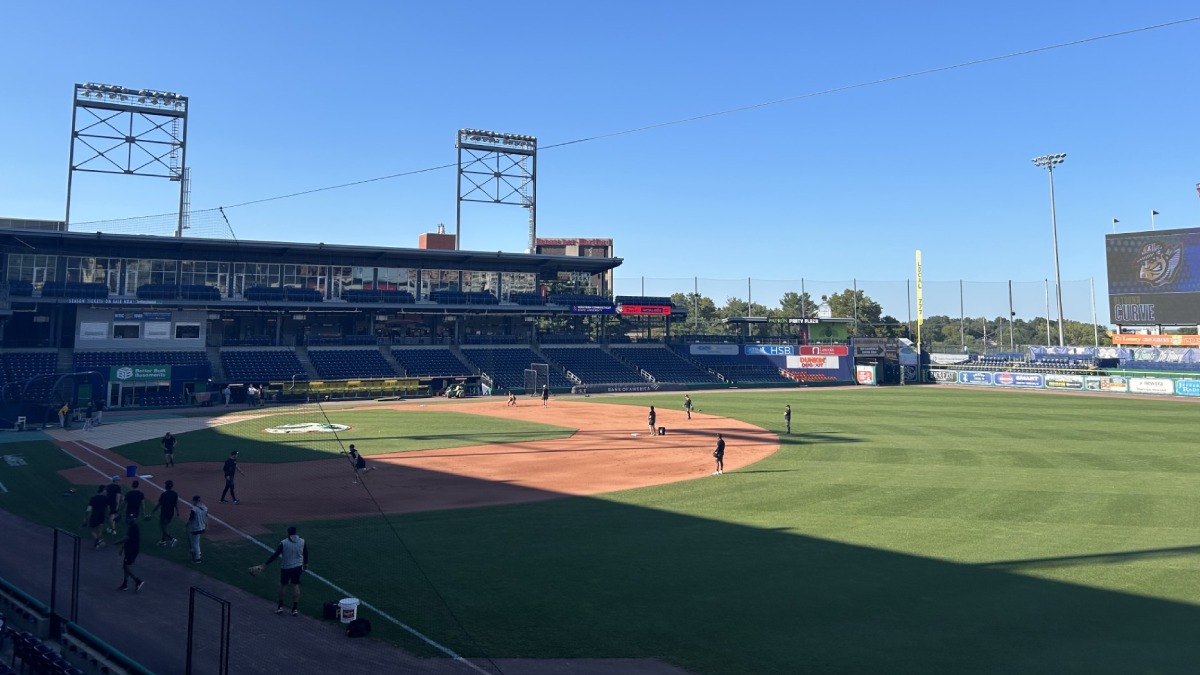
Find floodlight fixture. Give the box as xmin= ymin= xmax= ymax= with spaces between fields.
xmin=1031 ymin=152 xmax=1067 ymax=346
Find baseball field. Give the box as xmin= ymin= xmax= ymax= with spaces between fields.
xmin=3 ymin=386 xmax=1200 ymax=674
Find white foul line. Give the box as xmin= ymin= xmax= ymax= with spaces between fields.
xmin=57 ymin=439 xmax=487 ymax=674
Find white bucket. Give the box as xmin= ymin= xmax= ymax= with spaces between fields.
xmin=338 ymin=598 xmax=360 ymax=624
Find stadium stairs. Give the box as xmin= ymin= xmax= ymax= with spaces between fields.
xmin=56 ymin=348 xmax=74 ymax=374
xmin=293 ymin=346 xmax=321 ymax=380
xmin=206 ymin=346 xmax=227 ymax=382
xmin=379 ymin=345 xmax=407 ymax=376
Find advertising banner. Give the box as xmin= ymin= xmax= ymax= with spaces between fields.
xmin=993 ymin=372 xmax=1044 ymax=388
xmin=113 ymin=311 xmax=172 ymax=321
xmin=617 ymin=304 xmax=671 ymax=315
xmin=1174 ymin=379 xmax=1200 ymax=397
xmin=787 ymin=355 xmax=839 ymax=369
xmin=1084 ymin=376 xmax=1129 ymax=393
xmin=957 ymin=371 xmax=993 ymax=385
xmin=1112 ymin=334 xmax=1200 ymax=346
xmin=1129 ymin=378 xmax=1175 ymax=395
xmin=745 ymin=345 xmax=795 ymax=356
xmin=110 ymin=366 xmax=172 ymax=382
xmin=570 ymin=305 xmax=615 ymax=314
xmin=855 ymin=365 xmax=877 ymax=385
xmin=690 ymin=344 xmax=738 ymax=356
xmin=928 ymin=369 xmax=958 ymax=383
xmin=799 ymin=345 xmax=848 ymax=356
xmin=1044 ymin=374 xmax=1084 ymax=390
xmin=930 ymin=353 xmax=971 ymax=365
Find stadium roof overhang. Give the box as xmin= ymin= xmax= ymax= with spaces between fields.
xmin=0 ymin=228 xmax=622 ymax=276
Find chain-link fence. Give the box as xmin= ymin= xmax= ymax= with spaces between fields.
xmin=616 ymin=276 xmax=1104 ymax=349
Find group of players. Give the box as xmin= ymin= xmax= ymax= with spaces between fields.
xmin=640 ymin=395 xmax=795 ymax=476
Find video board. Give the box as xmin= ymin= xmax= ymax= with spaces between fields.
xmin=1106 ymin=227 xmax=1200 ymax=325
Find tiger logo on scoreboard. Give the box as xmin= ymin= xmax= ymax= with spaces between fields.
xmin=1136 ymin=242 xmax=1182 ymax=287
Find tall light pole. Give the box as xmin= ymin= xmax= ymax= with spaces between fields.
xmin=1032 ymin=153 xmax=1066 ymax=346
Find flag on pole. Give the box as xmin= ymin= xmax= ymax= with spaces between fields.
xmin=1152 ymin=210 xmax=1160 ymax=216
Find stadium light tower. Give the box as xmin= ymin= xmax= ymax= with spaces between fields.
xmin=456 ymin=129 xmax=537 ymax=252
xmin=66 ymin=83 xmax=189 ymax=236
xmin=1032 ymin=152 xmax=1066 ymax=346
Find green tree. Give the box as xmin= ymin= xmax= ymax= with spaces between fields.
xmin=779 ymin=291 xmax=817 ymax=318
xmin=825 ymin=289 xmax=882 ymax=336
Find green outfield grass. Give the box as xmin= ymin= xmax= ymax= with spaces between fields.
xmin=114 ymin=409 xmax=576 ymax=466
xmin=5 ymin=388 xmax=1200 ymax=673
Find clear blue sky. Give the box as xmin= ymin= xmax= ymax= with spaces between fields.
xmin=3 ymin=2 xmax=1198 ymax=323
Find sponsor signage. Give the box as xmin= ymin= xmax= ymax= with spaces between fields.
xmin=929 ymin=369 xmax=958 ymax=383
xmin=745 ymin=345 xmax=795 ymax=356
xmin=570 ymin=305 xmax=615 ymax=315
xmin=113 ymin=311 xmax=172 ymax=321
xmin=993 ymin=372 xmax=1044 ymax=388
xmin=67 ymin=298 xmax=147 ymax=305
xmin=957 ymin=371 xmax=993 ymax=385
xmin=767 ymin=317 xmax=821 ymax=324
xmin=1084 ymin=376 xmax=1129 ymax=393
xmin=855 ymin=365 xmax=877 ymax=385
xmin=1112 ymin=334 xmax=1200 ymax=346
xmin=800 ymin=345 xmax=848 ymax=356
xmin=787 ymin=355 xmax=839 ymax=369
xmin=1129 ymin=377 xmax=1174 ymax=395
xmin=110 ymin=365 xmax=172 ymax=381
xmin=855 ymin=346 xmax=885 ymax=357
xmin=1044 ymin=374 xmax=1084 ymax=390
xmin=930 ymin=353 xmax=971 ymax=365
xmin=617 ymin=304 xmax=671 ymax=315
xmin=690 ymin=344 xmax=738 ymax=356
xmin=1174 ymin=379 xmax=1200 ymax=397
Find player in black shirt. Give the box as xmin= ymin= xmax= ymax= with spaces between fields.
xmin=712 ymin=434 xmax=726 ymax=475
xmin=124 ymin=480 xmax=146 ymax=523
xmin=83 ymin=485 xmax=110 ymax=548
xmin=151 ymin=479 xmax=180 ymax=546
xmin=104 ymin=476 xmax=123 ymax=534
xmin=221 ymin=451 xmax=245 ymax=504
xmin=116 ymin=519 xmax=145 ymax=592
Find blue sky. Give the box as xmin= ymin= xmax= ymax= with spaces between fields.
xmin=3 ymin=2 xmax=1199 ymax=322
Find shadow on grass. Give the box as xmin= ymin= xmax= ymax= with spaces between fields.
xmin=983 ymin=545 xmax=1200 ymax=570
xmin=304 ymin=466 xmax=1200 ymax=675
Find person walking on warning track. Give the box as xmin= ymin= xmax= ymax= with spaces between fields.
xmin=104 ymin=475 xmax=123 ymax=534
xmin=220 ymin=450 xmax=245 ymax=504
xmin=541 ymin=385 xmax=549 ymax=407
xmin=115 ymin=517 xmax=145 ymax=592
xmin=647 ymin=406 xmax=657 ymax=435
xmin=187 ymin=495 xmax=208 ymax=563
xmin=712 ymin=433 xmax=726 ymax=475
xmin=684 ymin=395 xmax=693 ymax=420
xmin=252 ymin=526 xmax=309 ymax=616
xmin=784 ymin=404 xmax=792 ymax=435
xmin=160 ymin=433 xmax=177 ymax=468
xmin=151 ymin=479 xmax=180 ymax=546
xmin=123 ymin=480 xmax=146 ymax=524
xmin=83 ymin=485 xmax=110 ymax=548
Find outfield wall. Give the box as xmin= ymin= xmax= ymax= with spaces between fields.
xmin=927 ymin=367 xmax=1200 ymax=398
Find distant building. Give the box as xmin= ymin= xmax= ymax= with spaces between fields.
xmin=534 ymin=238 xmax=614 ymax=297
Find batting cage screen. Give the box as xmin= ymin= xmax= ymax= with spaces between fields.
xmin=524 ymin=363 xmax=550 ymax=395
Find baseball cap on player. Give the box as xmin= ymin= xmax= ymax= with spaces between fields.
xmin=287 ymin=526 xmax=297 ymax=536
xmin=192 ymin=495 xmax=202 ymax=502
